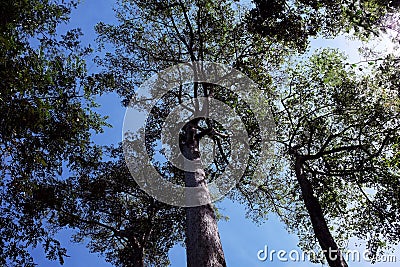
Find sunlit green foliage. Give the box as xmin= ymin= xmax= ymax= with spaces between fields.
xmin=247 ymin=49 xmax=400 ymax=263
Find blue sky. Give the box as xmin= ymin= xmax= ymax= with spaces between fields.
xmin=31 ymin=1 xmax=399 ymax=266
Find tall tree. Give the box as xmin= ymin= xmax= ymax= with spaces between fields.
xmin=0 ymin=1 xmax=108 ymax=265
xmin=244 ymin=2 xmax=400 ymax=267
xmin=243 ymin=49 xmax=400 ymax=267
xmin=94 ymin=0 xmax=284 ymax=266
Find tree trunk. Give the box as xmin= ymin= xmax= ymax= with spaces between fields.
xmin=129 ymin=251 xmax=144 ymax=267
xmin=295 ymin=156 xmax=348 ymax=267
xmin=125 ymin=240 xmax=144 ymax=267
xmin=183 ymin=121 xmax=227 ymax=267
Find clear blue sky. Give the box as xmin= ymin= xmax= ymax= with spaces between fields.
xmin=31 ymin=1 xmax=398 ymax=266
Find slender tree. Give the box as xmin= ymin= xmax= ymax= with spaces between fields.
xmin=243 ymin=49 xmax=400 ymax=267
xmin=244 ymin=2 xmax=400 ymax=267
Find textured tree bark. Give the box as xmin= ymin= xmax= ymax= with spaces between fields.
xmin=183 ymin=121 xmax=227 ymax=267
xmin=295 ymin=156 xmax=348 ymax=267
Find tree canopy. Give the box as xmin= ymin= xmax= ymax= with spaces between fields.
xmin=1 ymin=0 xmax=400 ymax=266
xmin=0 ymin=0 xmax=108 ymax=265
xmin=32 ymin=141 xmax=186 ymax=267
xmin=248 ymin=0 xmax=400 ymax=50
